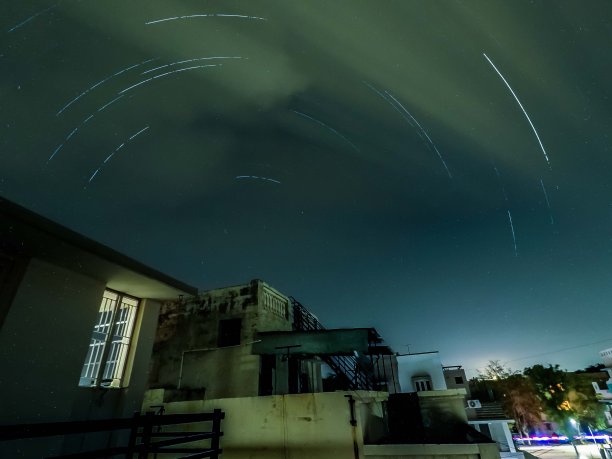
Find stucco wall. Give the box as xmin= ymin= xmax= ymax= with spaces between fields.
xmin=418 ymin=389 xmax=468 ymax=424
xmin=0 ymin=258 xmax=106 ymax=424
xmin=0 ymin=258 xmax=162 ymax=457
xmin=148 ymin=280 xmax=292 ymax=397
xmin=142 ymin=390 xmax=498 ymax=459
xmin=143 ymin=390 xmax=367 ymax=459
xmin=179 ymin=345 xmax=261 ymax=398
xmin=396 ymin=353 xmax=447 ymax=392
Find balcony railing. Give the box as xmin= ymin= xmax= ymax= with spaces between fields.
xmin=0 ymin=409 xmax=224 ymax=459
xmin=290 ymin=296 xmax=375 ymax=391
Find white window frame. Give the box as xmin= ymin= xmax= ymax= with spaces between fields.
xmin=413 ymin=376 xmax=432 ymax=392
xmin=79 ymin=289 xmax=140 ymax=388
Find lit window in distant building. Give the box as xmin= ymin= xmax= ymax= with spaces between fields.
xmin=79 ymin=290 xmax=139 ymax=388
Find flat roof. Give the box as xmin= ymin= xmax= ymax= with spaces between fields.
xmin=0 ymin=197 xmax=198 ymax=299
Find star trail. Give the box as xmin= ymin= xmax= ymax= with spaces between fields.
xmin=3 ymin=0 xmax=612 ymax=376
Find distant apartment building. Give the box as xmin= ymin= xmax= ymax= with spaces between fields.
xmin=444 ymin=365 xmax=471 ymax=394
xmin=393 ymin=351 xmax=506 ymax=450
xmin=592 ymin=348 xmax=612 ymax=425
xmin=396 ymin=351 xmax=447 ymax=392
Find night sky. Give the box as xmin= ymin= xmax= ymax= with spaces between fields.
xmin=3 ymin=1 xmax=612 ymax=377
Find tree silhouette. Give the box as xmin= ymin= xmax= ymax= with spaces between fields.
xmin=473 ymin=361 xmax=541 ymax=438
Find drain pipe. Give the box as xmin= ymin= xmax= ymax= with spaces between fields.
xmin=344 ymin=395 xmax=360 ymax=459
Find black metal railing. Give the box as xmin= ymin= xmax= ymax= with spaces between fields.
xmin=290 ymin=296 xmax=374 ymax=391
xmin=0 ymin=409 xmax=224 ymax=459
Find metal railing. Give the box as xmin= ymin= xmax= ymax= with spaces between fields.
xmin=0 ymin=409 xmax=224 ymax=459
xmin=290 ymin=296 xmax=374 ymax=391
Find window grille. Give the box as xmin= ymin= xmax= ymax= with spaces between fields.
xmin=79 ymin=290 xmax=139 ymax=388
xmin=413 ymin=376 xmax=432 ymax=392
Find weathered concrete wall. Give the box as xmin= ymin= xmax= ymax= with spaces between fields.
xmin=148 ymin=279 xmax=293 ymax=398
xmin=143 ymin=390 xmax=369 ymax=459
xmin=142 ymin=389 xmax=499 ymax=459
xmin=417 ymin=389 xmax=469 ymax=443
xmin=179 ymin=345 xmax=260 ymax=398
xmin=418 ymin=389 xmax=468 ymax=422
xmin=0 ymin=258 xmax=161 ymax=458
xmin=358 ymin=392 xmax=389 ymax=444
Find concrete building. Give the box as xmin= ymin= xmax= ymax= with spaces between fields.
xmin=396 ymin=351 xmax=447 ymax=392
xmin=148 ymin=280 xmax=325 ymax=400
xmin=440 ymin=365 xmax=516 ymax=454
xmin=396 ymin=357 xmax=516 ymax=455
xmin=0 ymin=198 xmax=197 ymax=457
xmin=444 ymin=365 xmax=471 ymax=394
xmin=592 ymin=348 xmax=612 ymax=425
xmin=145 ymin=388 xmax=499 ymax=459
xmin=468 ymin=405 xmax=516 ymax=455
xmin=144 ymin=282 xmax=500 ymax=458
xmin=0 ymin=198 xmax=500 ymax=458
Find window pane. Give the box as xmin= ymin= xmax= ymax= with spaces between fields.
xmin=101 ymin=294 xmax=138 ymax=387
xmin=79 ymin=291 xmax=118 ymax=387
xmin=79 ymin=290 xmax=138 ymax=388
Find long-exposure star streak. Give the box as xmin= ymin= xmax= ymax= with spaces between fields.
xmin=384 ymin=90 xmax=452 ymax=179
xmin=7 ymin=5 xmax=57 ymax=33
xmin=483 ymin=52 xmax=551 ymax=169
xmin=56 ymin=58 xmax=158 ymax=116
xmin=145 ymin=14 xmax=267 ymax=25
xmin=118 ymin=65 xmax=220 ymax=95
xmin=292 ymin=110 xmax=360 ymax=152
xmin=235 ymin=175 xmax=281 ymax=184
xmin=363 ymin=81 xmax=452 ymax=178
xmin=49 ymin=96 xmax=126 ymax=162
xmin=540 ymin=178 xmax=554 ymax=225
xmin=142 ymin=57 xmax=244 ymax=75
xmin=5 ymin=0 xmax=612 ymax=382
xmin=87 ymin=126 xmax=150 ymax=184
xmin=507 ymin=209 xmax=518 ymax=257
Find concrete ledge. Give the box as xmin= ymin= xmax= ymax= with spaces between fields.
xmin=364 ymin=442 xmax=499 ymax=458
xmin=417 ymin=389 xmax=468 ymax=398
xmin=365 ymin=444 xmax=480 ymax=455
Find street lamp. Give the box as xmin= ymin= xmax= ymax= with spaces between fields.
xmin=569 ymin=418 xmax=577 ymax=427
xmin=570 ymin=418 xmax=580 ymax=436
xmin=569 ymin=418 xmax=581 ymax=454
